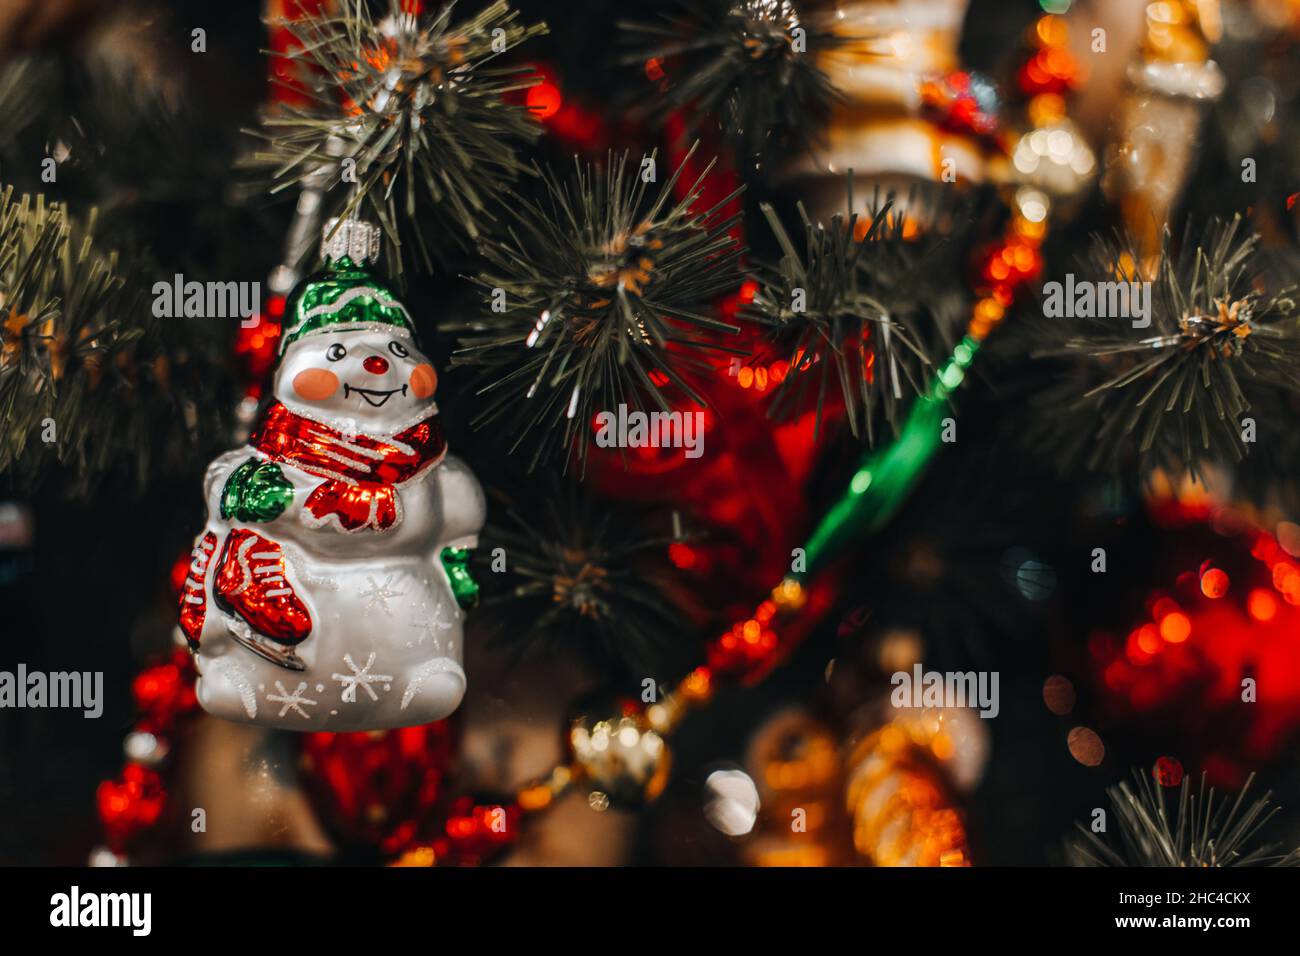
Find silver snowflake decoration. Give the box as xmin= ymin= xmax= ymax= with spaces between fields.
xmin=267 ymin=680 xmax=318 ymax=720
xmin=359 ymin=574 xmax=405 ymax=615
xmin=407 ymin=595 xmax=455 ymax=646
xmin=331 ymin=652 xmax=394 ymax=704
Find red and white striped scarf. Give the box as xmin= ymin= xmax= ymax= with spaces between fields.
xmin=249 ymin=402 xmax=446 ymax=532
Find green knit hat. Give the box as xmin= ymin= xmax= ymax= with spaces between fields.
xmin=279 ymin=219 xmax=416 ymax=354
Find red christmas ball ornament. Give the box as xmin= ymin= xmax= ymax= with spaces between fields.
xmin=586 ymin=372 xmax=824 ymax=620
xmin=299 ymin=720 xmax=457 ymax=857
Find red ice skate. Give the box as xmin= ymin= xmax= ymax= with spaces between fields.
xmin=177 ymin=531 xmax=218 ymax=648
xmin=213 ymin=528 xmax=312 ymax=670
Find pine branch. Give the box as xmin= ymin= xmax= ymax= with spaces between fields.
xmin=742 ymin=184 xmax=956 ymax=442
xmin=619 ymin=0 xmax=847 ymax=173
xmin=1067 ymin=769 xmax=1300 ymax=867
xmin=0 ymin=185 xmax=234 ymax=493
xmin=451 ymin=146 xmax=746 ymax=470
xmin=619 ymin=0 xmax=843 ymax=172
xmin=1029 ymin=216 xmax=1300 ymax=479
xmin=476 ymin=480 xmax=695 ymax=680
xmin=244 ymin=0 xmax=548 ymax=277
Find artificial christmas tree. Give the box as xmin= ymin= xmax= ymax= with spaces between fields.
xmin=0 ymin=0 xmax=1298 ymax=894
xmin=188 ymin=217 xmax=484 ymax=730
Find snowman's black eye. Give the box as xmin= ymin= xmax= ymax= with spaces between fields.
xmin=326 ymin=343 xmax=347 ymax=361
xmin=388 ymin=340 xmax=409 ymax=359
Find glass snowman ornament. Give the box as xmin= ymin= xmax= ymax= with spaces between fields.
xmin=178 ymin=219 xmax=484 ymax=731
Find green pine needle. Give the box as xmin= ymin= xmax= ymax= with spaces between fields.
xmin=1032 ymin=215 xmax=1300 ymax=479
xmin=619 ymin=0 xmax=846 ymax=172
xmin=477 ymin=481 xmax=693 ymax=679
xmin=0 ymin=186 xmax=233 ymax=493
xmin=742 ymin=186 xmax=940 ymax=443
xmin=1067 ymin=769 xmax=1300 ymax=867
xmin=245 ymin=0 xmax=548 ymax=276
xmin=452 ymin=145 xmax=746 ymax=470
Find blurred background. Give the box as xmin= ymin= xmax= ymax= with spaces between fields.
xmin=1 ymin=0 xmax=1299 ymax=867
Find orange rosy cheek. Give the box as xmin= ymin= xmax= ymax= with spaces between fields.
xmin=409 ymin=363 xmax=438 ymax=399
xmin=292 ymin=368 xmax=340 ymax=401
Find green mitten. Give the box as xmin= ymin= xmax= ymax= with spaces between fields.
xmin=220 ymin=458 xmax=295 ymax=523
xmin=440 ymin=547 xmax=480 ymax=609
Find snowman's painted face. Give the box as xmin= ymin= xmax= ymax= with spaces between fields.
xmin=276 ymin=328 xmax=438 ymax=433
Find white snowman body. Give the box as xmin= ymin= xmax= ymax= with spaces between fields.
xmin=190 ymin=322 xmax=484 ymax=731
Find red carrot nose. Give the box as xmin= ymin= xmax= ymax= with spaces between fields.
xmin=363 ymin=355 xmax=389 ymax=375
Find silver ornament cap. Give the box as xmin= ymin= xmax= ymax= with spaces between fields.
xmin=320 ymin=217 xmax=382 ymax=266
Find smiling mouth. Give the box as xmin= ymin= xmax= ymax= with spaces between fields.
xmin=344 ymin=383 xmax=408 ymax=408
